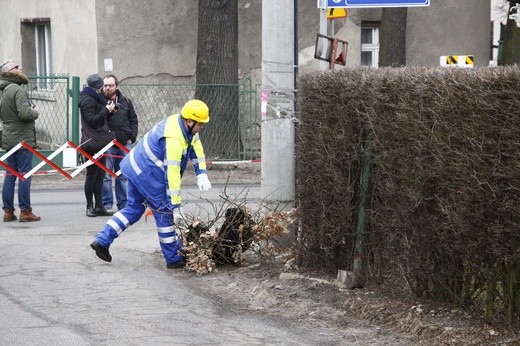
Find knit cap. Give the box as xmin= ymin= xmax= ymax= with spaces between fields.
xmin=86 ymin=74 xmax=104 ymax=89
xmin=0 ymin=59 xmax=15 ymax=73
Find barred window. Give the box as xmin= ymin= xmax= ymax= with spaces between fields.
xmin=21 ymin=18 xmax=53 ymax=89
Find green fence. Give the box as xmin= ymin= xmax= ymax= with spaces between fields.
xmin=120 ymin=77 xmax=260 ymax=160
xmin=1 ymin=76 xmax=260 ymax=168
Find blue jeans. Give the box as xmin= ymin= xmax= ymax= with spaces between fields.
xmin=2 ymin=148 xmax=33 ymax=211
xmin=102 ymin=144 xmax=131 ymax=210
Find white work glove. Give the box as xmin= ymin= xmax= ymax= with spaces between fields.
xmin=197 ymin=173 xmax=212 ymax=191
xmin=173 ymin=207 xmax=186 ymax=227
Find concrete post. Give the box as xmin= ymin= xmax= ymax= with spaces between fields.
xmin=261 ymin=1 xmax=295 ymax=204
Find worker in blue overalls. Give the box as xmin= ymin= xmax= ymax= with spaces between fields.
xmin=90 ymin=99 xmax=212 ymax=269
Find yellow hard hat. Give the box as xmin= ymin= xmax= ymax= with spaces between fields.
xmin=181 ymin=99 xmax=210 ymax=123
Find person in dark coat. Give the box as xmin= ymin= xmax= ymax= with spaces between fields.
xmin=78 ymin=74 xmax=115 ymax=217
xmin=0 ymin=59 xmax=41 ymax=222
xmin=101 ymin=74 xmax=138 ymax=211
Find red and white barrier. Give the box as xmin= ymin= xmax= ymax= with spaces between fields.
xmin=0 ymin=139 xmax=129 ymax=180
xmin=68 ymin=140 xmax=118 ymax=179
xmin=1 ymin=140 xmax=257 ymax=179
xmin=24 ymin=141 xmax=73 ymax=180
xmin=208 ymin=159 xmax=261 ymax=165
xmin=0 ymin=142 xmax=27 ymax=181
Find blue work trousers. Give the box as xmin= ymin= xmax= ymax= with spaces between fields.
xmin=94 ymin=179 xmax=184 ymax=265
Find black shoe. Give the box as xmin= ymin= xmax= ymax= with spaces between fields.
xmin=166 ymin=260 xmax=186 ymax=269
xmin=95 ymin=206 xmax=113 ymax=216
xmin=90 ymin=241 xmax=112 ymax=262
xmin=86 ymin=207 xmax=96 ymax=217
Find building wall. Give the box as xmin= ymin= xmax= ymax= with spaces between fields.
xmin=407 ymin=0 xmax=491 ymax=66
xmin=299 ymin=1 xmax=491 ymax=71
xmin=95 ymin=0 xmax=197 ymax=84
xmin=1 ymin=0 xmax=493 ymax=86
xmin=94 ymin=0 xmax=316 ymax=84
xmin=0 ymin=0 xmax=98 ymax=84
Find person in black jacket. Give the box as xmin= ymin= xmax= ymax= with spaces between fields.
xmin=79 ymin=74 xmax=115 ymax=217
xmin=101 ymin=74 xmax=138 ymax=211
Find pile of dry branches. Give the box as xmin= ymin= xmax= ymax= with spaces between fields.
xmin=180 ymin=205 xmax=297 ymax=276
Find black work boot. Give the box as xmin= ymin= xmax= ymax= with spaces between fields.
xmin=86 ymin=205 xmax=96 ymax=217
xmin=166 ymin=260 xmax=186 ymax=269
xmin=90 ymin=241 xmax=112 ymax=262
xmin=95 ymin=205 xmax=113 ymax=216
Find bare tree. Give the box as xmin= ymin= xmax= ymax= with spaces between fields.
xmin=498 ymin=0 xmax=520 ymax=65
xmin=196 ymin=0 xmax=241 ymax=159
xmin=378 ymin=8 xmax=407 ymax=67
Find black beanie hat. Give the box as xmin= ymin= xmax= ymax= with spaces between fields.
xmin=86 ymin=74 xmax=104 ymax=89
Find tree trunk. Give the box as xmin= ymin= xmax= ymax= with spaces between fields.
xmin=196 ymin=0 xmax=241 ymax=159
xmin=498 ymin=1 xmax=520 ymax=65
xmin=379 ymin=8 xmax=407 ymax=67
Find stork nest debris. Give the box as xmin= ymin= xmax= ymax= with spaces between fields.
xmin=180 ymin=207 xmax=297 ymax=276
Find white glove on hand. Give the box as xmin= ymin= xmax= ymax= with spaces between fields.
xmin=173 ymin=207 xmax=186 ymax=227
xmin=197 ymin=173 xmax=212 ymax=191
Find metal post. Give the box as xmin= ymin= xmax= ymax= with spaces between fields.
xmin=71 ymin=76 xmax=80 ymax=144
xmin=352 ymin=127 xmax=372 ymax=288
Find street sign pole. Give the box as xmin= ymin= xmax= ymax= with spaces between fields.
xmin=318 ymin=0 xmax=329 ymax=70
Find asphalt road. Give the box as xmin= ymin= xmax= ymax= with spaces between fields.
xmin=0 ymin=172 xmax=348 ymax=345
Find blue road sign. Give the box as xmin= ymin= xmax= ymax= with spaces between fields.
xmin=327 ymin=0 xmax=429 ymax=8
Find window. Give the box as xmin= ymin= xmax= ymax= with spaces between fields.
xmin=21 ymin=18 xmax=52 ymax=89
xmin=361 ymin=24 xmax=380 ymax=67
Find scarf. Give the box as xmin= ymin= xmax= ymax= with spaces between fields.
xmin=81 ymin=86 xmax=108 ymax=105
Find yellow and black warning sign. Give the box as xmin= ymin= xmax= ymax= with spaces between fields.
xmin=440 ymin=55 xmax=474 ymax=68
xmin=446 ymin=55 xmax=458 ymax=65
xmin=327 ymin=8 xmax=347 ymax=19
